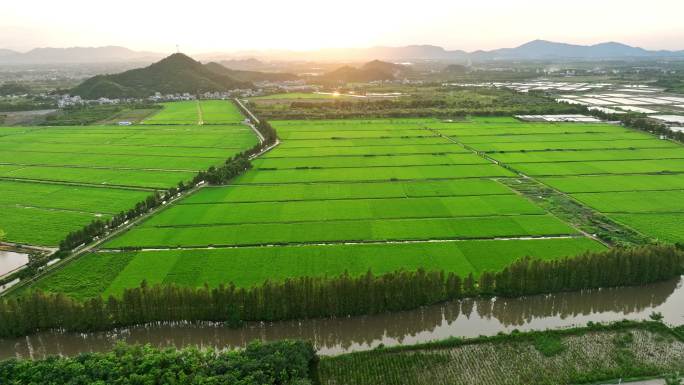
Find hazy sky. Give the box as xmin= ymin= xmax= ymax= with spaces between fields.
xmin=3 ymin=0 xmax=684 ymax=53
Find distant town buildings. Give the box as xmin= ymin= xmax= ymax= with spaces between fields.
xmin=57 ymin=95 xmax=84 ymax=108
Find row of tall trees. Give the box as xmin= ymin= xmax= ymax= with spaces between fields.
xmin=253 ymin=88 xmax=586 ymax=119
xmin=1 ymin=245 xmax=681 ymax=338
xmin=232 ymin=99 xmax=278 ymax=145
xmin=258 ymin=106 xmax=586 ymax=120
xmin=585 ymin=108 xmax=683 ymax=141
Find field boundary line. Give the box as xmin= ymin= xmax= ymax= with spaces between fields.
xmin=481 ymin=145 xmax=682 ymax=154
xmin=0 ymin=176 xmax=160 ymax=191
xmin=99 ymin=234 xmax=587 ymax=253
xmin=265 ymin=135 xmax=437 ymax=141
xmin=1 ymin=148 xmax=233 ymax=160
xmin=196 ymin=100 xmax=204 ymax=125
xmin=8 ymin=141 xmax=253 ymax=150
xmin=505 ymin=171 xmax=684 ymax=178
xmin=499 ymin=156 xmax=684 ymax=165
xmin=177 ymin=192 xmax=514 ymax=205
xmin=231 ymin=174 xmax=513 ymax=185
xmin=251 ymin=162 xmax=491 ymax=170
xmin=260 ymin=150 xmax=472 ymax=159
xmin=0 ymin=161 xmax=209 ymax=173
xmin=274 ymin=142 xmax=448 ymax=149
xmin=227 ymin=177 xmax=505 ymax=187
xmin=461 ymin=136 xmax=656 ymax=145
xmin=563 ymin=188 xmax=684 ymax=194
xmin=1 ymin=203 xmax=116 ymax=216
xmin=0 ymin=177 xmax=157 ymax=191
xmin=143 ymin=213 xmax=554 ymax=229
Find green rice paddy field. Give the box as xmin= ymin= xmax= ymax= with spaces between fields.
xmin=438 ymin=118 xmax=684 ymax=244
xmin=32 ymin=117 xmax=618 ymax=299
xmin=34 ymin=238 xmax=604 ymax=300
xmin=31 ymin=116 xmax=684 ymax=299
xmin=0 ymin=101 xmax=253 ymax=246
xmin=142 ymin=100 xmax=244 ymax=125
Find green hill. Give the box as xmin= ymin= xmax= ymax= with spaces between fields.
xmin=71 ymin=53 xmax=252 ymax=99
xmin=319 ymin=60 xmax=411 ymax=83
xmin=204 ymin=62 xmax=299 ymax=82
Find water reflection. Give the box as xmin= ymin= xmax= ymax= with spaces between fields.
xmin=1 ymin=276 xmax=682 ymax=358
xmin=0 ymin=251 xmax=29 ymax=277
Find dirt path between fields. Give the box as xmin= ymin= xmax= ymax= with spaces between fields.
xmin=98 ymin=234 xmax=586 ymax=253
xmin=196 ymin=100 xmax=204 ymax=125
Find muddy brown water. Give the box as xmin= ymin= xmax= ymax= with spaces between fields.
xmin=0 ymin=251 xmax=29 ymax=277
xmin=1 ymin=276 xmax=682 ymax=359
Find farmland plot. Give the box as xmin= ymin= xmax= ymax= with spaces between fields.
xmin=33 ymin=238 xmax=604 ymax=299
xmin=142 ymin=100 xmax=244 ymax=125
xmin=60 ymin=118 xmax=605 ymax=298
xmin=142 ymin=101 xmax=200 ymax=125
xmin=318 ymin=327 xmax=684 ymax=385
xmin=198 ymin=100 xmax=244 ymax=124
xmin=0 ymin=103 xmax=251 ymax=246
xmin=431 ymin=118 xmax=684 ymax=243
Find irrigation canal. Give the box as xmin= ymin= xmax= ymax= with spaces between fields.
xmin=1 ymin=275 xmax=682 ymax=358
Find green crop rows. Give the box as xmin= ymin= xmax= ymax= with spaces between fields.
xmin=430 ymin=119 xmax=684 ymax=244
xmin=318 ymin=327 xmax=684 ymax=385
xmin=34 ymin=238 xmax=605 ymax=299
xmin=0 ymin=101 xmax=252 ymax=245
xmin=38 ymin=116 xmax=684 ymax=298
xmin=142 ymin=100 xmax=244 ymax=125
xmin=28 ymin=118 xmax=614 ymax=299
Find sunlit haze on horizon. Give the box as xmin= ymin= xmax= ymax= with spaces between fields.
xmin=2 ymin=0 xmax=684 ymax=53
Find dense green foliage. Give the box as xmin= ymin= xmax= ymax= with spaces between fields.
xmin=318 ymin=321 xmax=684 ymax=385
xmin=0 ymin=83 xmax=31 ymax=96
xmin=0 ymin=97 xmax=55 ymax=112
xmin=71 ymin=54 xmax=251 ymax=99
xmin=251 ymin=87 xmax=584 ymax=119
xmin=0 ymin=340 xmax=316 ymax=385
xmin=655 ymin=75 xmax=684 ymax=93
xmin=41 ymin=104 xmax=151 ymax=125
xmin=590 ymin=108 xmax=684 ymax=143
xmin=2 ymin=245 xmax=681 ymax=337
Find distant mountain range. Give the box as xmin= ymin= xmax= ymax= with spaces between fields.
xmin=468 ymin=40 xmax=684 ymax=61
xmin=2 ymin=40 xmax=684 ymax=65
xmin=224 ymin=40 xmax=684 ymax=62
xmin=0 ymin=46 xmax=163 ymax=64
